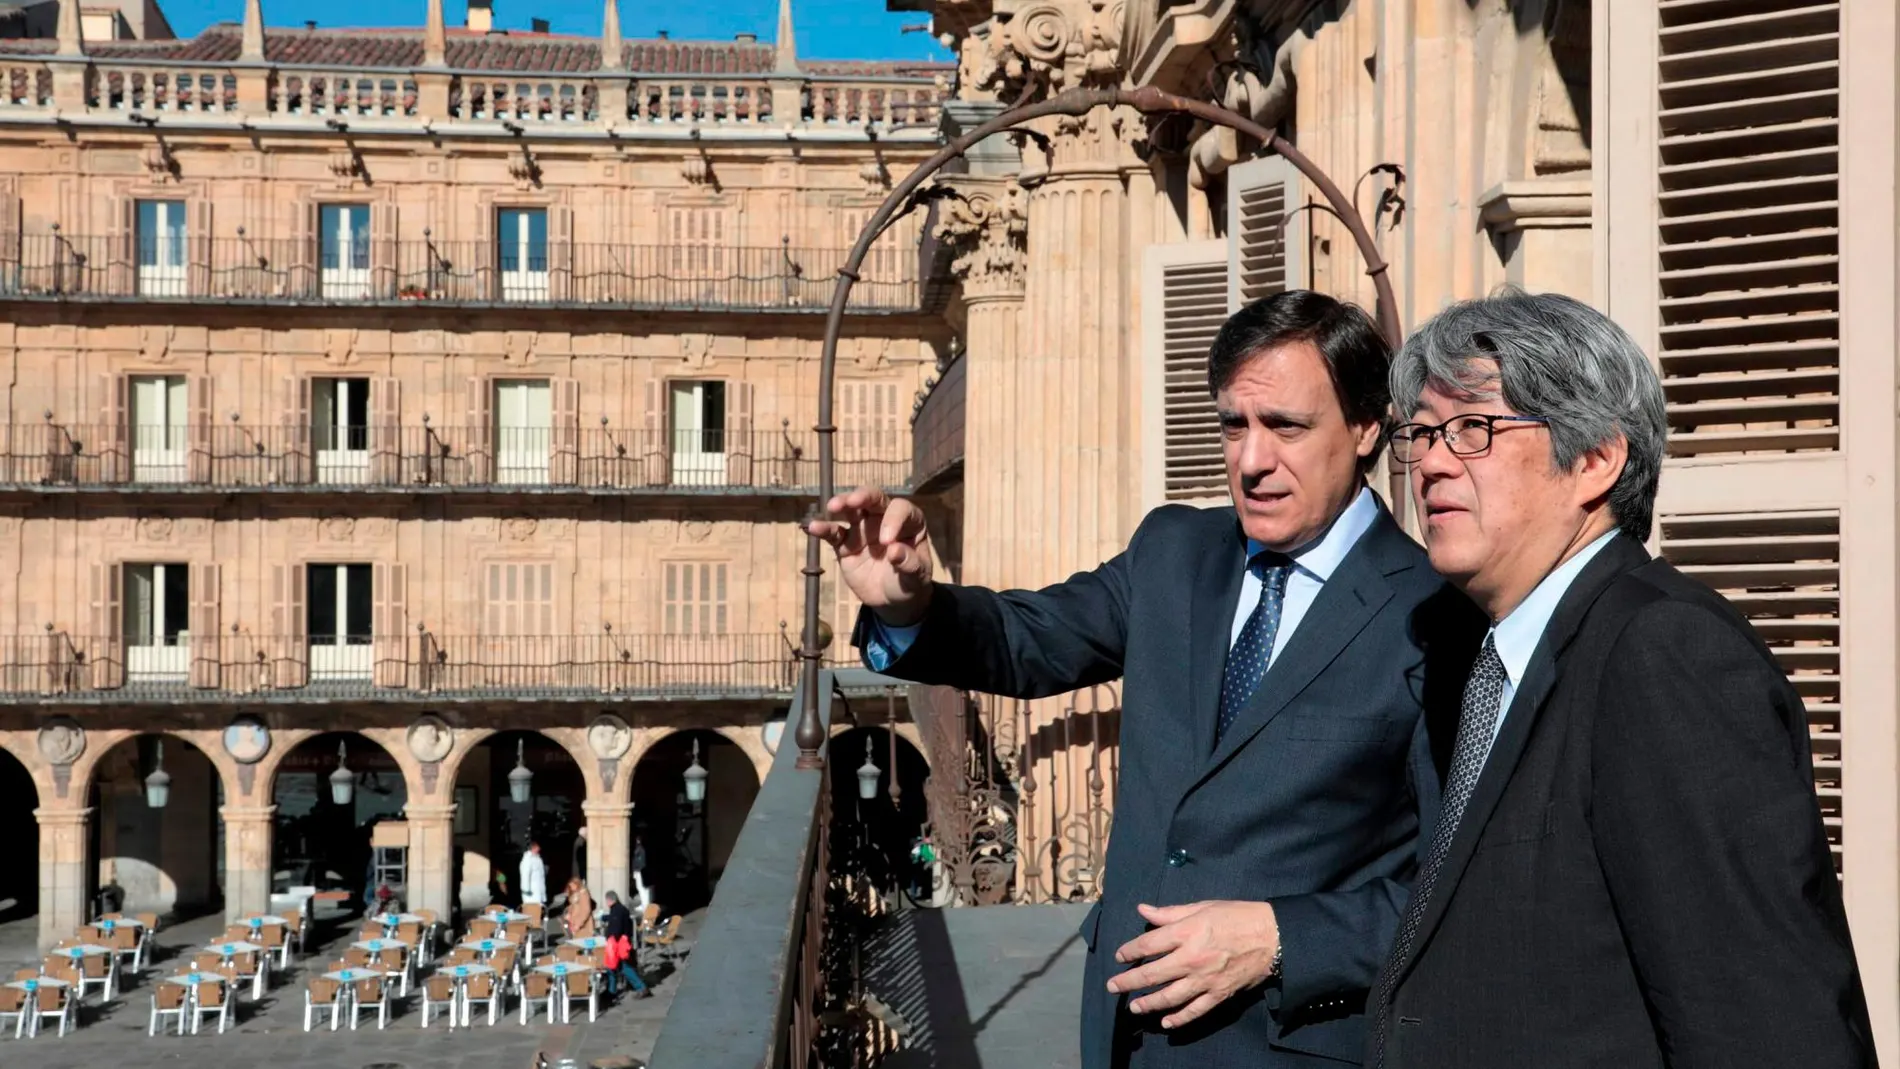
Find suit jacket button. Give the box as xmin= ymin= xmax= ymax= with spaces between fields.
xmin=1167 ymin=848 xmax=1190 ymax=867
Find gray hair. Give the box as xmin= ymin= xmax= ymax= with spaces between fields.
xmin=1389 ymin=288 xmax=1667 ymax=540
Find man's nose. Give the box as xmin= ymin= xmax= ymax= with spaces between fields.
xmin=1411 ymin=429 xmax=1463 ymax=479
xmin=1237 ymin=428 xmax=1279 ymax=476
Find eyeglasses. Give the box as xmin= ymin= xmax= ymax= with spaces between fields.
xmin=1387 ymin=413 xmax=1550 ymax=464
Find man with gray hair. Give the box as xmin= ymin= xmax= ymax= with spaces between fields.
xmin=1366 ymin=288 xmax=1873 ymax=1068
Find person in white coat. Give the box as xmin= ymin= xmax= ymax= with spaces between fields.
xmin=518 ymin=840 xmax=548 ymax=906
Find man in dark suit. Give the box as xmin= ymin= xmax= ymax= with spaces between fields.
xmin=1366 ymin=289 xmax=1874 ymax=1067
xmin=811 ymin=292 xmax=1471 ymax=1067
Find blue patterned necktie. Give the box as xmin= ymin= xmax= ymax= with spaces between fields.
xmin=1369 ymin=633 xmax=1508 ymax=1067
xmin=1216 ymin=552 xmax=1293 ymax=743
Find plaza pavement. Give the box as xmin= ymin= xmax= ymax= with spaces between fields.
xmin=0 ymin=905 xmax=699 ymax=1069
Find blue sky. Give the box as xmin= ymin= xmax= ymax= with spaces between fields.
xmin=161 ymin=0 xmax=953 ymax=61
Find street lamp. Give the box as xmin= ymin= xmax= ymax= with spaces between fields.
xmin=682 ymin=738 xmax=708 ymax=805
xmin=144 ymin=739 xmax=171 ymax=809
xmin=856 ymin=736 xmax=881 ymax=801
xmin=508 ymin=738 xmax=533 ymax=805
xmin=330 ymin=740 xmax=355 ymax=806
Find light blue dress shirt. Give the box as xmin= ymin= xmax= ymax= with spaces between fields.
xmin=861 ymin=486 xmax=1384 ymax=671
xmin=1483 ymin=528 xmax=1620 ymax=750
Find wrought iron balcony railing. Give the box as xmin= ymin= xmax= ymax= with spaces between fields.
xmin=0 ymin=630 xmax=841 ymax=703
xmin=0 ymin=235 xmax=922 ymax=312
xmin=0 ymin=423 xmax=909 ymax=494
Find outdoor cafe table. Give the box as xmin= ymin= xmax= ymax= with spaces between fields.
xmin=563 ymin=937 xmax=608 ymax=954
xmin=202 ymin=941 xmax=267 ymax=999
xmin=59 ymin=944 xmax=117 ymax=1000
xmin=5 ymin=976 xmax=70 ymax=1037
xmin=476 ymin=909 xmax=530 ymax=924
xmin=530 ymin=962 xmax=596 ymax=1024
xmin=166 ymin=971 xmax=227 ymax=1032
xmin=456 ymin=938 xmax=512 ymax=959
xmin=438 ymin=962 xmax=495 ymax=1027
xmin=320 ymin=966 xmax=378 ymax=1016
xmin=372 ymin=912 xmax=427 ymax=930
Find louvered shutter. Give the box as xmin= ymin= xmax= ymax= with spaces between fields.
xmin=548 ymin=204 xmax=574 ymax=302
xmin=88 ymin=562 xmax=123 ymax=689
xmin=550 ymin=376 xmax=580 ymax=485
xmin=112 ymin=198 xmax=137 ymax=294
xmin=726 ymin=379 xmax=754 ymax=486
xmin=642 ymin=377 xmax=669 ymax=486
xmin=0 ymin=190 xmax=19 ymax=294
xmin=474 ymin=204 xmax=497 ymax=300
xmin=290 ymin=200 xmax=319 ymax=298
xmin=466 ymin=376 xmax=493 ymax=484
xmin=370 ymin=203 xmax=398 ymax=299
xmin=188 ymin=199 xmax=214 ymax=296
xmin=189 ymin=562 xmax=221 ymax=689
xmin=373 ymin=562 xmax=408 ymax=688
xmin=271 ymin=562 xmax=307 ymax=688
xmin=370 ymin=377 xmax=402 ymax=484
xmin=279 ymin=374 xmax=310 ymax=485
xmin=1226 ymin=155 xmax=1304 ymax=310
xmin=186 ymin=372 xmax=213 ymax=483
xmin=1140 ymin=240 xmax=1229 ymax=508
xmin=1660 ymin=511 xmax=1841 ymax=870
xmin=99 ymin=372 xmax=129 ymax=483
xmin=1654 ymin=1 xmax=1840 ymax=457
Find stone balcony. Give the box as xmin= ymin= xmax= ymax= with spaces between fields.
xmin=0 ymin=235 xmax=924 ymax=314
xmin=0 ymin=423 xmax=910 ymax=497
xmin=0 ymin=629 xmax=837 ymax=704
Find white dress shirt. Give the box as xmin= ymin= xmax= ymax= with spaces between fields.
xmin=1231 ymin=485 xmax=1381 ymax=666
xmin=1483 ymin=528 xmax=1620 ymax=750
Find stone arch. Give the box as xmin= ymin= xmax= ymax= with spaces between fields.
xmin=81 ymin=729 xmax=230 ymax=920
xmin=829 ymin=725 xmax=932 ymax=900
xmin=628 ymin=728 xmax=764 ymax=914
xmin=0 ymin=737 xmax=39 ymax=924
xmin=446 ymin=727 xmax=592 ymax=912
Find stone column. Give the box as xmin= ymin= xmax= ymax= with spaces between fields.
xmin=35 ymin=805 xmax=90 ymax=951
xmin=404 ymin=802 xmax=456 ymax=920
xmin=219 ymin=804 xmax=275 ymax=922
xmin=581 ymin=800 xmax=633 ymax=900
xmin=934 ymin=175 xmax=1028 ymax=589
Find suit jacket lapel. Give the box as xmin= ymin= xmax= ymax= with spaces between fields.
xmin=1394 ymin=534 xmax=1652 ymax=985
xmin=1185 ymin=520 xmax=1247 ymax=764
xmin=1193 ymin=507 xmax=1410 ymax=782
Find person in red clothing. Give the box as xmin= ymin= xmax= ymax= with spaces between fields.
xmin=600 ymin=891 xmax=651 ymax=999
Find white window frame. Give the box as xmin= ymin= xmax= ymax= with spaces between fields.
xmin=307 ymin=562 xmax=373 ymax=680
xmin=668 ymin=379 xmax=727 ymax=487
xmin=136 ymin=199 xmax=187 ymax=297
xmin=494 ymin=379 xmax=552 ymax=485
xmin=130 ymin=374 xmax=188 ymax=484
xmin=312 ymin=377 xmax=371 ymax=484
xmin=124 ymin=562 xmax=189 ymax=681
xmin=498 ymin=207 xmax=549 ymax=302
xmin=319 ymin=203 xmax=372 ymax=300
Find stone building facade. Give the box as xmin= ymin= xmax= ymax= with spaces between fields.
xmin=0 ymin=0 xmax=948 ymax=949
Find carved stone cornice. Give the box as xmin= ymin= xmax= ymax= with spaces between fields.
xmin=1477 ymin=178 xmax=1592 ymax=233
xmin=934 ymin=174 xmax=1028 ymax=301
xmin=972 ymin=0 xmax=1126 ymax=101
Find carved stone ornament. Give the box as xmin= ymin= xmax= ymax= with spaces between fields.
xmin=933 ymin=176 xmax=1029 ymax=299
xmin=586 ymin=713 xmax=633 ymax=761
xmin=136 ymin=514 xmax=174 ymax=542
xmin=503 ymin=515 xmax=539 ymax=541
xmin=679 ymin=333 xmax=715 ymax=370
xmin=320 ymin=515 xmax=356 ymax=542
xmin=407 ymin=714 xmax=454 ymax=764
xmin=36 ymin=717 xmax=85 ymax=765
xmin=858 ymin=157 xmax=891 ymax=194
xmin=222 ymin=715 xmax=272 ymax=764
xmin=976 ymin=0 xmax=1126 ymax=98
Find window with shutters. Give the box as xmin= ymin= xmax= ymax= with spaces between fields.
xmin=494 ymin=378 xmax=552 ymax=484
xmin=1141 ymin=241 xmax=1230 ymax=506
xmin=838 ymin=207 xmax=911 ymax=281
xmin=1655 ymin=1 xmax=1840 ymax=457
xmin=663 ymin=561 xmax=728 ymax=636
xmin=312 ymin=377 xmax=370 ymax=483
xmin=124 ymin=562 xmax=190 ymax=681
xmin=497 ymin=207 xmax=549 ymax=301
xmin=136 ymin=199 xmax=187 ymax=297
xmin=485 ymin=561 xmax=554 ymax=636
xmin=307 ymin=562 xmax=372 ymax=680
xmin=669 ymin=380 xmax=726 ymax=486
xmin=129 ymin=374 xmax=188 ymax=483
xmin=1660 ymin=510 xmax=1841 ymax=871
xmin=318 ymin=203 xmax=371 ymax=299
xmin=839 ymin=379 xmax=902 ymax=484
xmin=1226 ymin=156 xmax=1303 ymax=309
xmin=668 ymin=207 xmax=728 ymax=276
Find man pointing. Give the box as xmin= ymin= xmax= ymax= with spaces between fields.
xmin=811 ymin=291 xmax=1476 ymax=1067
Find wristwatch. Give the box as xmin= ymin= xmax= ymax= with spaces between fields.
xmin=1269 ymin=942 xmax=1284 ymax=978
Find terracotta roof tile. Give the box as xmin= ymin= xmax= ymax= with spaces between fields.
xmin=0 ymin=22 xmax=954 ymax=78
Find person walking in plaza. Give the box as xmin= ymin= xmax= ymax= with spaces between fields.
xmin=600 ymin=891 xmax=652 ymax=999
xmin=564 ymin=877 xmax=596 ymax=939
xmin=1365 ymin=289 xmax=1874 ymax=1067
xmin=518 ymin=840 xmax=548 ymax=908
xmin=812 ymin=291 xmax=1476 ymax=1068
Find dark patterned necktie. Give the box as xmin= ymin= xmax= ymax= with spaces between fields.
xmin=1369 ymin=632 xmax=1508 ymax=1067
xmin=1215 ymin=553 xmax=1292 ymax=743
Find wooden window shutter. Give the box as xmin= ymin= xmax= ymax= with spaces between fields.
xmin=642 ymin=377 xmax=669 ymax=486
xmin=0 ymin=190 xmax=19 ymax=285
xmin=99 ymin=372 xmax=129 ymax=483
xmin=466 ymin=376 xmax=493 ymax=483
xmin=1660 ymin=511 xmax=1841 ymax=871
xmin=373 ymin=562 xmax=408 ymax=688
xmin=474 ymin=203 xmax=496 ymax=299
xmin=662 ymin=561 xmax=728 ymax=636
xmin=548 ymin=205 xmax=574 ymax=301
xmin=838 ymin=379 xmax=863 ymax=460
xmin=186 ymin=372 xmax=214 ymax=482
xmin=724 ymin=380 xmax=754 ymax=485
xmin=280 ymin=374 xmax=310 ymax=484
xmin=1140 ymin=240 xmax=1230 ymax=508
xmin=188 ymin=562 xmax=221 ymax=689
xmin=1225 ymin=155 xmax=1304 ymax=310
xmin=486 ymin=561 xmax=554 ymax=637
xmin=290 ymin=200 xmax=319 ymax=298
xmin=271 ymin=562 xmax=307 ymax=688
xmin=88 ymin=561 xmax=124 ymax=689
xmin=551 ymin=376 xmax=580 ymax=485
xmin=112 ymin=197 xmax=137 ymax=293
xmin=370 ymin=377 xmax=402 ymax=484
xmin=188 ymin=199 xmax=214 ymax=296
xmin=369 ymin=202 xmax=398 ymax=299
xmin=1652 ymin=2 xmax=1840 ymax=457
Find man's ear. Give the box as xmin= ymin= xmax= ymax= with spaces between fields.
xmin=1573 ymin=432 xmax=1628 ymax=508
xmin=1353 ymin=418 xmax=1383 ymax=459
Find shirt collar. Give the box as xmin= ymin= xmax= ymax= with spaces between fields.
xmin=1489 ymin=529 xmax=1621 ymax=687
xmin=1245 ymin=485 xmax=1381 ymax=582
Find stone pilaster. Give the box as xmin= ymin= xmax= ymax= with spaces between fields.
xmin=219 ymin=804 xmax=275 ymax=922
xmin=581 ymin=800 xmax=634 ymax=900
xmin=35 ymin=805 xmax=90 ymax=952
xmin=404 ymin=802 xmax=456 ymax=920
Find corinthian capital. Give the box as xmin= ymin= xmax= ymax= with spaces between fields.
xmin=976 ymin=0 xmax=1125 ymax=99
xmin=934 ymin=175 xmax=1029 ymax=300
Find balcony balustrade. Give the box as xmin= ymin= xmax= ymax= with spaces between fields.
xmin=0 ymin=630 xmax=837 ymax=703
xmin=0 ymin=422 xmax=909 ymax=495
xmin=0 ymin=234 xmax=921 ymax=312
